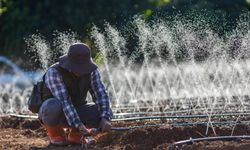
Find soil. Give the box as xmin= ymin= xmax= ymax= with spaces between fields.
xmin=1 ymin=116 xmax=250 ymax=150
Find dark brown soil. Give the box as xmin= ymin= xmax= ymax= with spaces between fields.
xmin=1 ymin=116 xmax=250 ymax=150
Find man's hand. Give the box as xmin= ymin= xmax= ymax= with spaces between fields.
xmin=99 ymin=118 xmax=111 ymax=132
xmin=78 ymin=124 xmax=90 ymax=135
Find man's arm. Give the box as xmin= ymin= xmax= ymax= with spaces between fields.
xmin=89 ymin=69 xmax=112 ymax=121
xmin=45 ymin=67 xmax=83 ymax=129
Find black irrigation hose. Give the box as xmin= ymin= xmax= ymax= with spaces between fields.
xmin=174 ymin=136 xmax=250 ymax=147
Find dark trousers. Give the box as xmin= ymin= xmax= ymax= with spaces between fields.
xmin=38 ymin=98 xmax=101 ymax=128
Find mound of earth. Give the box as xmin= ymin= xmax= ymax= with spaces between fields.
xmin=1 ymin=116 xmax=250 ymax=150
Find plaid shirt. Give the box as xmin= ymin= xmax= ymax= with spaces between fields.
xmin=45 ymin=67 xmax=112 ymax=129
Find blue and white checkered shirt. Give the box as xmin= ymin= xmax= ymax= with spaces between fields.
xmin=45 ymin=67 xmax=112 ymax=129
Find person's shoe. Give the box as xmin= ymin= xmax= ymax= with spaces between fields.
xmin=68 ymin=128 xmax=97 ymax=145
xmin=43 ymin=124 xmax=68 ymax=146
xmin=49 ymin=136 xmax=68 ymax=145
xmin=68 ymin=128 xmax=84 ymax=144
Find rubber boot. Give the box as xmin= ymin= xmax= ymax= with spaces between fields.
xmin=68 ymin=128 xmax=84 ymax=144
xmin=68 ymin=128 xmax=97 ymax=145
xmin=43 ymin=124 xmax=68 ymax=146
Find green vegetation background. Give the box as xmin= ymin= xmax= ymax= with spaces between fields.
xmin=0 ymin=0 xmax=250 ymax=67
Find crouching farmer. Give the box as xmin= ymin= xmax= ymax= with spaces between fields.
xmin=38 ymin=43 xmax=112 ymax=145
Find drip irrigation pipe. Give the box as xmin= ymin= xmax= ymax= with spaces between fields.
xmin=8 ymin=112 xmax=250 ymax=122
xmin=108 ymin=121 xmax=250 ymax=131
xmin=7 ymin=113 xmax=250 ymax=126
xmin=174 ymin=136 xmax=250 ymax=147
xmin=114 ymin=112 xmax=250 ymax=118
xmin=4 ymin=114 xmax=250 ymax=131
xmin=110 ymin=124 xmax=166 ymax=131
xmin=113 ymin=109 xmax=247 ymax=116
xmin=9 ymin=114 xmax=38 ymax=119
xmin=112 ymin=107 xmax=240 ymax=113
xmin=112 ymin=113 xmax=250 ymax=121
xmin=112 ymin=101 xmax=250 ymax=111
